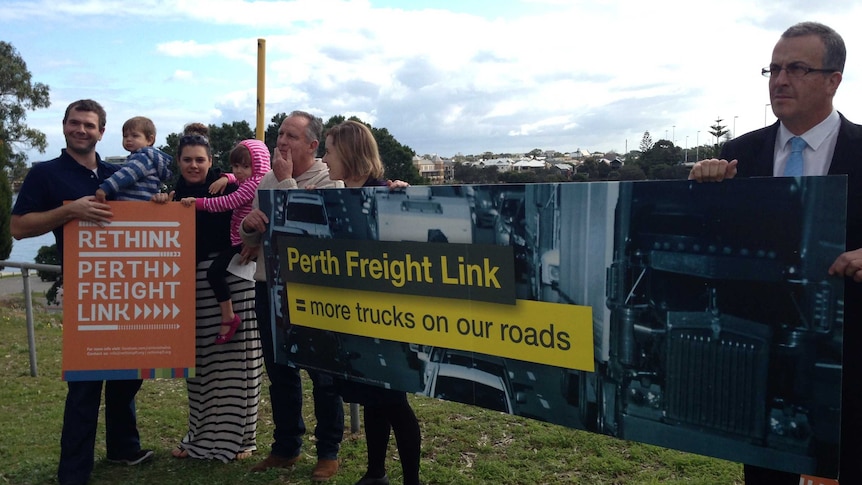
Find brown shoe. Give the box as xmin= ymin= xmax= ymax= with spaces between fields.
xmin=249 ymin=453 xmax=300 ymax=472
xmin=311 ymin=458 xmax=339 ymax=481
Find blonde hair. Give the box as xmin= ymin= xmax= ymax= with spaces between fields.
xmin=325 ymin=120 xmax=384 ymax=180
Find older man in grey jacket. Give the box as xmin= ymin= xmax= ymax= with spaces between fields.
xmin=240 ymin=111 xmax=345 ymax=482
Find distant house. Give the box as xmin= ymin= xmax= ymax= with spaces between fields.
xmin=473 ymin=158 xmax=514 ymax=172
xmin=513 ymin=159 xmax=546 ymax=171
xmin=610 ymin=158 xmax=623 ymax=170
xmin=441 ymin=158 xmax=456 ymax=183
xmin=104 ymin=155 xmax=127 ymax=165
xmin=553 ymin=163 xmax=574 ymax=176
xmin=570 ymin=148 xmax=591 ymax=160
xmin=412 ymin=154 xmax=445 ymax=183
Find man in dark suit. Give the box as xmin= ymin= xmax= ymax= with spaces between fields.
xmin=690 ymin=21 xmax=862 ymax=484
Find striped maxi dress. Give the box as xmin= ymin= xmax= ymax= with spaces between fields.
xmin=176 ymin=254 xmax=263 ymax=462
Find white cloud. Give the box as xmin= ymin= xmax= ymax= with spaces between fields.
xmin=169 ymin=70 xmax=195 ymax=82
xmin=7 ymin=0 xmax=862 ymax=161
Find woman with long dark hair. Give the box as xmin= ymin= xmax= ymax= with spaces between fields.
xmin=155 ymin=124 xmax=263 ymax=462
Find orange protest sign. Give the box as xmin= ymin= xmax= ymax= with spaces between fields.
xmin=799 ymin=476 xmax=840 ymax=485
xmin=61 ymin=201 xmax=197 ymax=380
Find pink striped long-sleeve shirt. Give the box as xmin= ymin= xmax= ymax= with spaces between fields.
xmin=195 ymin=139 xmax=271 ymax=246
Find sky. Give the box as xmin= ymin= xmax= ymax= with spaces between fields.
xmin=4 ymin=0 xmax=862 ymax=163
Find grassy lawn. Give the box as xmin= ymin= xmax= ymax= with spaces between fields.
xmin=0 ymin=293 xmax=744 ymax=484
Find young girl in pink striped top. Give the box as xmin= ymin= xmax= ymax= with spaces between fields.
xmin=180 ymin=139 xmax=271 ymax=344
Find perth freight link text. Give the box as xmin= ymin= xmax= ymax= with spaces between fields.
xmin=286 ymin=248 xmax=501 ymax=289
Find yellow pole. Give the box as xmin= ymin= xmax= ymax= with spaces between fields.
xmin=256 ymin=38 xmax=266 ymax=141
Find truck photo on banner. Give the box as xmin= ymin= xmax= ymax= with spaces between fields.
xmin=259 ymin=176 xmax=847 ymax=478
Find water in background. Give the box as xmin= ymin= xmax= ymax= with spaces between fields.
xmin=4 ymin=193 xmax=56 ymax=273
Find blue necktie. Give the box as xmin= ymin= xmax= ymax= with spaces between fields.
xmin=784 ymin=136 xmax=806 ymax=176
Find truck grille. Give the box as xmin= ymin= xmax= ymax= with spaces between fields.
xmin=665 ymin=316 xmax=770 ymax=439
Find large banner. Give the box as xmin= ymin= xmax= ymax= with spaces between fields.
xmin=260 ymin=177 xmax=847 ymax=478
xmin=62 ymin=202 xmax=197 ymax=381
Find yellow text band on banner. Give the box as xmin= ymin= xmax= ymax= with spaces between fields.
xmin=287 ymin=283 xmax=594 ymax=371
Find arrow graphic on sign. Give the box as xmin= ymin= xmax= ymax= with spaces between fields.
xmin=134 ymin=304 xmax=181 ymax=319
xmin=78 ymin=323 xmax=182 ymax=331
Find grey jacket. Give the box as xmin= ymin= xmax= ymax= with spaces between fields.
xmin=239 ymin=159 xmax=344 ymax=282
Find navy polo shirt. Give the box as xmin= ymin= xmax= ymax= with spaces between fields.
xmin=12 ymin=149 xmax=119 ymax=262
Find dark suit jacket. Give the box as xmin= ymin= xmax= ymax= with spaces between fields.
xmin=721 ymin=114 xmax=862 ymax=250
xmin=721 ymin=113 xmax=862 ymax=481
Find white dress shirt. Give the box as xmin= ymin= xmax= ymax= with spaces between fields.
xmin=773 ymin=109 xmax=840 ymax=176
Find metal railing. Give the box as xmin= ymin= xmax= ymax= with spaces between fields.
xmin=0 ymin=260 xmax=62 ymax=377
xmin=0 ymin=259 xmax=361 ymax=431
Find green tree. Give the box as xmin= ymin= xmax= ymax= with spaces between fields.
xmin=576 ymin=158 xmax=598 ymax=180
xmin=162 ymin=120 xmax=255 ymax=171
xmin=0 ymin=42 xmax=50 ymax=172
xmin=527 ymin=148 xmax=543 ymax=159
xmin=209 ymin=121 xmax=255 ymax=172
xmin=576 ymin=157 xmax=612 ymax=180
xmin=596 ymin=159 xmax=612 ymax=179
xmin=637 ymin=139 xmax=685 ymax=179
xmin=694 ymin=143 xmax=720 ymax=160
xmin=625 ymin=150 xmax=642 ymax=164
xmin=618 ymin=164 xmax=647 ymax=180
xmin=0 ymin=41 xmax=51 ymax=262
xmin=161 ymin=121 xmax=255 ymax=189
xmin=709 ymin=118 xmax=729 ymax=147
xmin=453 ymin=162 xmax=499 ymax=184
xmin=34 ymin=244 xmax=60 ymax=281
xmin=264 ymin=112 xmax=288 ymax=151
xmin=7 ymin=158 xmax=27 ymax=181
xmin=639 ymin=131 xmax=654 ymax=152
xmin=371 ymin=126 xmax=422 ymax=184
xmin=0 ymin=170 xmax=11 ymax=264
xmin=502 ymin=167 xmax=566 ymax=183
xmin=452 ymin=162 xmax=480 ymax=183
xmin=320 ymin=115 xmax=348 ymax=157
xmin=158 ymin=132 xmax=181 ymax=192
xmin=500 ymin=170 xmax=538 ymax=183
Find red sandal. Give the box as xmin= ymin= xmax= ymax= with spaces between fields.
xmin=215 ymin=314 xmax=241 ymax=344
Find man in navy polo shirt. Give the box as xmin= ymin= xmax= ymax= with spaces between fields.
xmin=11 ymin=99 xmax=153 ymax=485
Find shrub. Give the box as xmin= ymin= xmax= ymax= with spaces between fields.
xmin=34 ymin=244 xmax=60 ymax=281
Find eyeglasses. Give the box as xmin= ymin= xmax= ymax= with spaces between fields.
xmin=761 ymin=63 xmax=837 ymax=79
xmin=179 ymin=134 xmax=209 ymax=145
